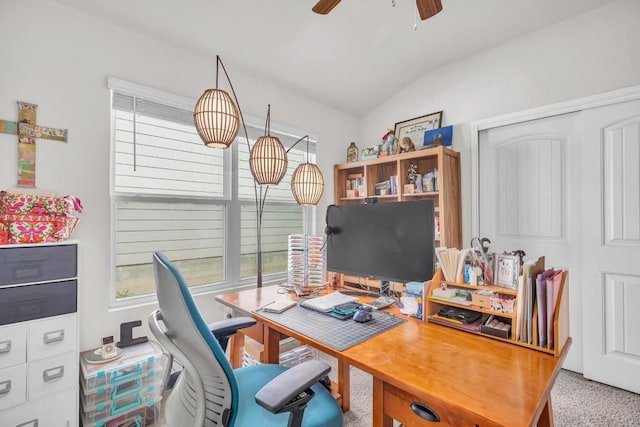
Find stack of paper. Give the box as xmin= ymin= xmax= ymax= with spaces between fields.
xmin=435 ymin=247 xmax=471 ymax=283
xmin=300 ymin=292 xmax=358 ymax=313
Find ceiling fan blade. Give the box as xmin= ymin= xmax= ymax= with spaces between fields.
xmin=312 ymin=0 xmax=342 ymax=15
xmin=416 ymin=0 xmax=443 ymax=20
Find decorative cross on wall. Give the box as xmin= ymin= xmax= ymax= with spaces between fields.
xmin=0 ymin=101 xmax=68 ymax=187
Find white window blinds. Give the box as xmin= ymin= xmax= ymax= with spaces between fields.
xmin=112 ymin=91 xmax=225 ymax=198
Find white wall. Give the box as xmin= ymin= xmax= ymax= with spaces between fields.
xmin=0 ymin=0 xmax=357 ymax=350
xmin=358 ymin=0 xmax=640 ymax=245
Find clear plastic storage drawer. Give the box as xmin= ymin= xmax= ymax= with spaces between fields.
xmin=80 ymin=395 xmax=161 ymax=427
xmin=81 ymin=373 xmax=162 ymax=412
xmin=80 ymin=341 xmax=163 ymax=395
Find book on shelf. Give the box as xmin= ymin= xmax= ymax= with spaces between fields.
xmin=545 ymin=270 xmax=565 ymax=349
xmin=516 ymin=256 xmax=545 ymax=344
xmin=435 ymin=247 xmax=470 ymax=283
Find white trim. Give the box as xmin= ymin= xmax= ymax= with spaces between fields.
xmin=470 ymin=83 xmax=640 ymax=236
xmin=106 ymin=76 xmax=318 ymax=143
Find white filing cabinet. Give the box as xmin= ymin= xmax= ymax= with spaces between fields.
xmin=0 ymin=241 xmax=79 ymax=427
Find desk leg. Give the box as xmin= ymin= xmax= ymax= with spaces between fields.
xmin=538 ymin=396 xmax=554 ymax=427
xmin=263 ymin=325 xmax=281 ymax=364
xmin=230 ymin=333 xmax=244 ymax=369
xmin=337 ymin=359 xmax=350 ymax=412
xmin=372 ymin=378 xmax=393 ymax=427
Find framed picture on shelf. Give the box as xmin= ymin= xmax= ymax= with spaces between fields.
xmin=422 ymin=125 xmax=453 ymax=149
xmin=360 ymin=146 xmax=379 ymax=160
xmin=394 ymin=111 xmax=443 ymax=147
xmin=494 ymin=254 xmax=520 ymax=289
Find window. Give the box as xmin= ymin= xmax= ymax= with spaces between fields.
xmin=109 ymin=78 xmax=316 ymax=304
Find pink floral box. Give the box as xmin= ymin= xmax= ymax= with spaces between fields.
xmin=2 ymin=214 xmax=79 ymax=244
xmin=0 ymin=192 xmax=83 ymax=244
xmin=0 ymin=191 xmax=82 ymax=216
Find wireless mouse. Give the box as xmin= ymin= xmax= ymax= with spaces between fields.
xmin=353 ymin=309 xmax=372 ymax=323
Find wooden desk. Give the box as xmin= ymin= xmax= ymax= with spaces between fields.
xmin=216 ymin=287 xmax=570 ymax=427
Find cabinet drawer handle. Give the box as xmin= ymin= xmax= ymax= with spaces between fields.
xmin=43 ymin=329 xmax=65 ymax=345
xmin=0 ymin=339 xmax=11 ymax=355
xmin=16 ymin=419 xmax=38 ymax=427
xmin=0 ymin=379 xmax=11 ymax=397
xmin=410 ymin=402 xmax=440 ymax=422
xmin=42 ymin=365 xmax=65 ymax=382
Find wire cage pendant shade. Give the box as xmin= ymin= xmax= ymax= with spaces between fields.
xmin=193 ymin=88 xmax=240 ymax=148
xmin=291 ymin=162 xmax=325 ymax=206
xmin=250 ymin=104 xmax=288 ymax=185
xmin=250 ymin=135 xmax=288 ymax=185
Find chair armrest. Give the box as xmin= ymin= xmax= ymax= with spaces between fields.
xmin=208 ymin=317 xmax=256 ymax=339
xmin=255 ymin=360 xmax=331 ymax=413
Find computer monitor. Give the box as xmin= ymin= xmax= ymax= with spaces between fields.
xmin=325 ymin=200 xmax=435 ymax=284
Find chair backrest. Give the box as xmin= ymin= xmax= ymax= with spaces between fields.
xmin=152 ymin=251 xmax=239 ymax=426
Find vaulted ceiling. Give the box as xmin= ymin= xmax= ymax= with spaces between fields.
xmin=52 ymin=0 xmax=617 ymax=117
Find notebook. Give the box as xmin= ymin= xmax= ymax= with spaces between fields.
xmin=300 ymin=292 xmax=358 ymax=313
xmin=262 ymin=300 xmax=297 ymax=313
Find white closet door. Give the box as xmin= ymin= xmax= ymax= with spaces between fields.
xmin=478 ymin=112 xmax=584 ymax=372
xmin=579 ymin=98 xmax=640 ymax=394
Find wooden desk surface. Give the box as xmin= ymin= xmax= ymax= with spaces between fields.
xmin=216 ymin=287 xmax=569 ymax=426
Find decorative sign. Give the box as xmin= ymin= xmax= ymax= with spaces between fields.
xmin=0 ymin=101 xmax=68 ymax=187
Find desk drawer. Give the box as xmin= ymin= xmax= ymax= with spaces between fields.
xmin=0 ymin=364 xmax=27 ymax=411
xmin=0 ymin=324 xmax=28 ymax=369
xmin=27 ymin=351 xmax=76 ymax=400
xmin=0 ymin=244 xmax=77 ymax=286
xmin=0 ymin=280 xmax=77 ymax=326
xmin=383 ymin=382 xmax=480 ymax=427
xmin=2 ymin=387 xmax=76 ymax=427
xmin=28 ymin=314 xmax=77 ymax=361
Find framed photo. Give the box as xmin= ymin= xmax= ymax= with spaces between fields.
xmin=360 ymin=146 xmax=379 ymax=160
xmin=421 ymin=125 xmax=453 ymax=150
xmin=494 ymin=254 xmax=520 ymax=289
xmin=394 ymin=111 xmax=443 ymax=147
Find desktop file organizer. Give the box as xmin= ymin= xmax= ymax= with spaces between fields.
xmin=79 ymin=341 xmax=163 ymax=427
xmin=287 ymin=234 xmax=327 ymax=288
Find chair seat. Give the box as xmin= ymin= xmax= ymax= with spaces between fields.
xmin=234 ymin=364 xmax=343 ymax=427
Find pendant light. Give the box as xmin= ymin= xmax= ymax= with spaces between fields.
xmin=290 ymin=136 xmax=325 ymax=206
xmin=193 ymin=56 xmax=240 ymax=148
xmin=249 ymin=105 xmax=288 ymax=185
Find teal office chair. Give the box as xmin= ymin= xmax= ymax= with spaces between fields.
xmin=148 ymin=252 xmax=343 ymax=427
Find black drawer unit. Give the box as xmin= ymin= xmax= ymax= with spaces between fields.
xmin=0 ymin=279 xmax=77 ymax=325
xmin=0 ymin=244 xmax=77 ymax=286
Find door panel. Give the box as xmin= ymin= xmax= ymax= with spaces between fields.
xmin=479 ymin=112 xmax=583 ymax=371
xmin=478 ymin=98 xmax=640 ymax=393
xmin=580 ymin=100 xmax=640 ymax=393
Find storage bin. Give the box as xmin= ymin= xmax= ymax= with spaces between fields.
xmin=81 ymin=373 xmax=161 ymax=412
xmin=80 ymin=341 xmax=163 ymax=395
xmin=481 ymin=315 xmax=512 ymax=339
xmin=80 ymin=395 xmax=160 ymax=427
xmin=490 ymin=294 xmax=515 ymax=314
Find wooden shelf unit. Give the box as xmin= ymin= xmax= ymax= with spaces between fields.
xmin=333 ymin=146 xmax=462 ymax=249
xmin=426 ymin=268 xmax=570 ymax=356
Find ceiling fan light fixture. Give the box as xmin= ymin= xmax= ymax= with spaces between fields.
xmin=193 ymin=88 xmax=240 ymax=148
xmin=291 ymin=162 xmax=325 ymax=206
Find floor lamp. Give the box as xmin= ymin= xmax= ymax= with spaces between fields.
xmin=193 ymin=56 xmax=324 ymax=287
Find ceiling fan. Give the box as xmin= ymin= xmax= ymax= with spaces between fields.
xmin=312 ymin=0 xmax=443 ymax=20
